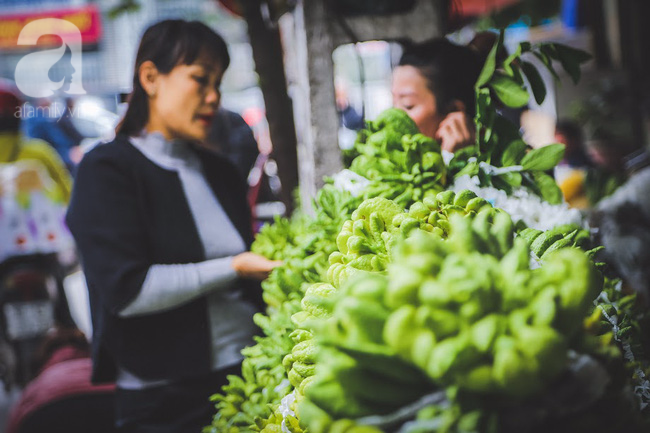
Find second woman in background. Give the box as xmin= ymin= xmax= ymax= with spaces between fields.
xmin=392 ymin=38 xmax=482 ymax=153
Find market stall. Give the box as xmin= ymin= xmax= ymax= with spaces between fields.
xmin=204 ymin=29 xmax=650 ymax=433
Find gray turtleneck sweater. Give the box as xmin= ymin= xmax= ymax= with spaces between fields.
xmin=115 ymin=132 xmax=258 ymax=389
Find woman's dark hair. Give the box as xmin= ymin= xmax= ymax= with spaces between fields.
xmin=399 ymin=38 xmax=481 ymax=118
xmin=117 ymin=20 xmax=230 ymax=136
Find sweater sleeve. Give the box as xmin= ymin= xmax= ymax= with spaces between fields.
xmin=118 ymin=257 xmax=237 ymax=317
xmin=67 ymin=145 xmax=247 ymax=318
xmin=66 ymin=147 xmax=151 ymax=314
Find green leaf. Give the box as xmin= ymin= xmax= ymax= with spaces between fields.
xmin=477 ymin=167 xmax=491 ymax=187
xmin=554 ymin=43 xmax=592 ymax=63
xmin=491 ymin=176 xmax=513 ymax=195
xmin=475 ymin=88 xmax=492 ymax=122
xmin=488 ymin=116 xmax=522 ymax=165
xmin=540 ymin=44 xmax=559 ymax=60
xmin=511 ymin=65 xmax=524 ymax=86
xmin=454 ymin=144 xmax=480 ymax=162
xmin=500 ymin=171 xmax=523 ymax=187
xmin=476 ymin=89 xmax=494 ymax=145
xmin=532 ymin=51 xmax=559 ymax=81
xmin=521 ymin=144 xmax=565 ymax=171
xmin=501 ymin=140 xmax=528 ymax=166
xmin=521 ymin=61 xmax=547 ymax=105
xmin=554 ymin=44 xmax=592 ymax=85
xmin=503 ymin=43 xmax=522 ymax=78
xmin=557 ymin=52 xmax=580 ymax=84
xmin=456 ymin=160 xmax=480 ymax=178
xmin=489 ymin=73 xmax=530 ymax=108
xmin=618 ymin=295 xmax=637 ymax=311
xmin=475 ymin=37 xmax=499 ymax=88
xmin=493 ymin=115 xmax=522 ymax=144
xmin=448 ymin=145 xmax=479 ymax=177
xmin=533 ymin=171 xmax=563 ymax=204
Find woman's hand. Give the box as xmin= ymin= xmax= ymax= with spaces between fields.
xmin=232 ymin=252 xmax=282 ymax=280
xmin=435 ymin=111 xmax=475 ymax=153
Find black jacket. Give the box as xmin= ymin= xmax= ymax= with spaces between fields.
xmin=66 ymin=134 xmax=259 ymax=383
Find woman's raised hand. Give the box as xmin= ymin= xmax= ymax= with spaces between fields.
xmin=232 ymin=252 xmax=282 ymax=280
xmin=436 ymin=111 xmax=475 ymax=153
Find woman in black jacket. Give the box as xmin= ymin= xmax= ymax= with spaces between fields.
xmin=66 ymin=20 xmax=280 ymax=433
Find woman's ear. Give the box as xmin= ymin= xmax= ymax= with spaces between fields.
xmin=139 ymin=61 xmax=159 ymax=98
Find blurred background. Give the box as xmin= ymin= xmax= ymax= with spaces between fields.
xmin=1 ymin=0 xmax=648 ymax=208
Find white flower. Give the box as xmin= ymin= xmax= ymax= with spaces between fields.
xmin=331 ymin=169 xmax=371 ymax=197
xmin=451 ymin=175 xmax=585 ymax=231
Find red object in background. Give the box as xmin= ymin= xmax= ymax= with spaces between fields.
xmin=217 ymin=0 xmax=244 ymax=16
xmin=242 ymin=107 xmax=265 ymax=128
xmin=447 ymin=0 xmax=522 ymax=31
xmin=453 ymin=0 xmax=520 ymax=16
xmin=217 ymin=0 xmax=521 ymax=19
xmin=6 ymin=345 xmax=115 ymax=433
xmin=0 ymin=5 xmax=102 ymax=51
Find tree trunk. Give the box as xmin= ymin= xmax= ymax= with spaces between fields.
xmin=239 ymin=0 xmax=299 ymax=215
xmin=617 ymin=0 xmax=648 ymax=147
xmin=585 ymin=0 xmax=611 ymax=69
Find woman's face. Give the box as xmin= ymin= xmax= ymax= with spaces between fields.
xmin=392 ymin=65 xmax=443 ymax=138
xmin=145 ymin=52 xmax=223 ymax=142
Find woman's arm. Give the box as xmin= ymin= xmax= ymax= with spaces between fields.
xmin=67 ymin=145 xmax=280 ymax=318
xmin=119 ymin=252 xmax=281 ymax=317
xmin=118 ymin=258 xmax=237 ymax=317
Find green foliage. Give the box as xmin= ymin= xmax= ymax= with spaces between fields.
xmin=346 ymin=109 xmax=447 ymax=208
xmin=489 ymin=73 xmax=530 ymax=108
xmin=592 ymin=276 xmax=650 ymax=413
xmin=448 ymin=31 xmax=591 ymax=203
xmin=299 ymin=212 xmax=605 ymax=432
xmin=520 ymin=144 xmax=565 ymax=171
xmin=516 ymin=222 xmax=593 ymax=259
xmin=106 ymin=0 xmax=140 ymax=19
xmin=209 ymin=187 xmax=360 ymax=432
xmin=207 ymin=31 xmax=650 ymax=433
xmin=207 ymin=300 xmax=299 ymax=433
